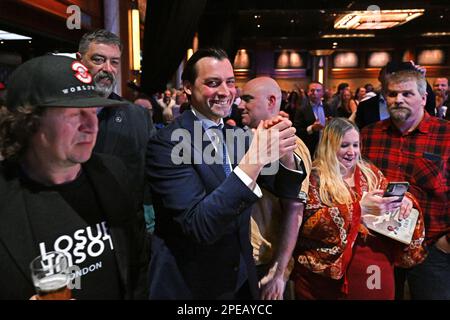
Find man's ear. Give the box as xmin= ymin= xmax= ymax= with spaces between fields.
xmin=76 ymin=52 xmax=82 ymax=61
xmin=183 ymin=81 xmax=192 ymax=96
xmin=421 ymin=92 xmax=428 ymax=107
xmin=267 ymin=94 xmax=277 ymax=112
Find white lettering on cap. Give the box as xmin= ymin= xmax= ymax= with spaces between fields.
xmin=61 ymin=85 xmax=95 ymax=95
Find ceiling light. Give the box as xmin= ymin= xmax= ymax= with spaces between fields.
xmin=321 ymin=33 xmax=375 ymax=38
xmin=422 ymin=32 xmax=450 ymax=37
xmin=0 ymin=29 xmax=32 ymax=40
xmin=334 ymin=9 xmax=424 ymax=30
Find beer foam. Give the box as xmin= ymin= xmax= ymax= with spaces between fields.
xmin=36 ymin=274 xmax=69 ymax=292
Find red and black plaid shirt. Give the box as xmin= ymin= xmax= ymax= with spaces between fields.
xmin=361 ymin=113 xmax=449 ymax=245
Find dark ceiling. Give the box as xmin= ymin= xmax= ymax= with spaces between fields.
xmin=204 ymin=0 xmax=450 ymax=50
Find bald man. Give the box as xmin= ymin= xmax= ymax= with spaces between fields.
xmin=239 ymin=77 xmax=312 ymax=300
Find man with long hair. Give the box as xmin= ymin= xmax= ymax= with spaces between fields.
xmin=0 ymin=55 xmax=148 ymax=299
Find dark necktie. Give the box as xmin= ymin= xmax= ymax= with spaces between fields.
xmin=210 ymin=125 xmax=232 ymax=177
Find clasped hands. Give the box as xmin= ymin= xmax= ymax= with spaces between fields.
xmin=244 ymin=114 xmax=297 ymax=168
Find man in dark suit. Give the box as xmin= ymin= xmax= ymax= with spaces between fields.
xmin=146 ymin=48 xmax=305 ymax=299
xmin=78 ymin=29 xmax=156 ymax=209
xmin=355 ymin=92 xmax=388 ymax=130
xmin=0 ymin=55 xmax=148 ymax=299
xmin=433 ymin=77 xmax=449 ymax=119
xmin=293 ymin=81 xmax=334 ymax=158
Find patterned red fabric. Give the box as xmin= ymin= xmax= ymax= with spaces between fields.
xmin=293 ymin=236 xmax=396 ymax=300
xmin=293 ymin=163 xmax=426 ymax=299
xmin=361 ymin=113 xmax=450 ymax=245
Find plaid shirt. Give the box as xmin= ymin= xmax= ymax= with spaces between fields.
xmin=361 ymin=113 xmax=449 ymax=245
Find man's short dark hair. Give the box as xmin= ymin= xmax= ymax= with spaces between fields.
xmin=364 ymin=83 xmax=374 ymax=92
xmin=336 ymin=82 xmax=349 ymax=94
xmin=181 ymin=48 xmax=229 ymax=84
xmin=78 ymin=29 xmax=122 ymax=55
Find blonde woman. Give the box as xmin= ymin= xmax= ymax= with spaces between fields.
xmin=292 ymin=118 xmax=426 ymax=299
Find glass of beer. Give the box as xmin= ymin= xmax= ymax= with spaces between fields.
xmin=30 ymin=251 xmax=72 ymax=300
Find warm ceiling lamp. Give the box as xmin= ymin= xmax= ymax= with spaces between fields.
xmin=128 ymin=1 xmax=141 ymax=71
xmin=334 ymin=9 xmax=425 ymax=30
xmin=422 ymin=32 xmax=450 ymax=37
xmin=321 ymin=33 xmax=375 ymax=38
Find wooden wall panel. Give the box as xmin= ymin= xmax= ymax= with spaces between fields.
xmin=331 ymin=68 xmax=381 ymax=79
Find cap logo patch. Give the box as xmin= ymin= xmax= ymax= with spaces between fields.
xmin=72 ymin=61 xmax=92 ymax=84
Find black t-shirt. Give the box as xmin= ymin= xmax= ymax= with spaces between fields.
xmin=22 ymin=170 xmax=123 ymax=300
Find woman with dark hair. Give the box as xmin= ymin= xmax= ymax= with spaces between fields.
xmin=354 ymin=87 xmax=366 ymax=105
xmin=281 ymin=90 xmax=301 ymax=121
xmin=336 ymin=89 xmax=358 ymax=122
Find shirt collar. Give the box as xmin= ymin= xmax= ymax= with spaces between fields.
xmin=191 ymin=107 xmax=224 ymax=130
xmin=311 ymin=101 xmax=323 ymax=108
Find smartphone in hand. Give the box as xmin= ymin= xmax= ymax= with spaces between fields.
xmin=383 ymin=182 xmax=409 ymax=202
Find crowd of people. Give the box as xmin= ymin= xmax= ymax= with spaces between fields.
xmin=0 ymin=29 xmax=448 ymax=300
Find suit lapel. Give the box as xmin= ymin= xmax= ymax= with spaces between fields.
xmin=0 ymin=167 xmax=40 ymax=287
xmin=82 ymin=156 xmax=134 ymax=290
xmin=180 ymin=111 xmax=226 ymax=182
xmin=305 ymin=102 xmax=316 ymax=125
xmin=95 ymin=107 xmax=125 ymax=154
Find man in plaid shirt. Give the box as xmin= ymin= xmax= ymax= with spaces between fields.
xmin=361 ymin=69 xmax=449 ymax=300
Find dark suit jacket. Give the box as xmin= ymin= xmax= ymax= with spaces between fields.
xmin=293 ymin=101 xmax=334 ymax=157
xmin=0 ymin=154 xmax=149 ymax=299
xmin=146 ymin=110 xmax=305 ymax=299
xmin=355 ymin=94 xmax=381 ymax=130
xmin=95 ymin=92 xmax=156 ymax=204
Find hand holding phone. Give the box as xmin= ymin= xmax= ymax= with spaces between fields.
xmin=383 ymin=182 xmax=409 ymax=203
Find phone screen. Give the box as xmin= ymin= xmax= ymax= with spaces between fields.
xmin=383 ymin=182 xmax=409 ymax=202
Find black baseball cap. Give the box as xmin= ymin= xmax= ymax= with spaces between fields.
xmin=6 ymin=55 xmax=126 ymax=111
xmin=385 ymin=61 xmax=416 ymax=74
